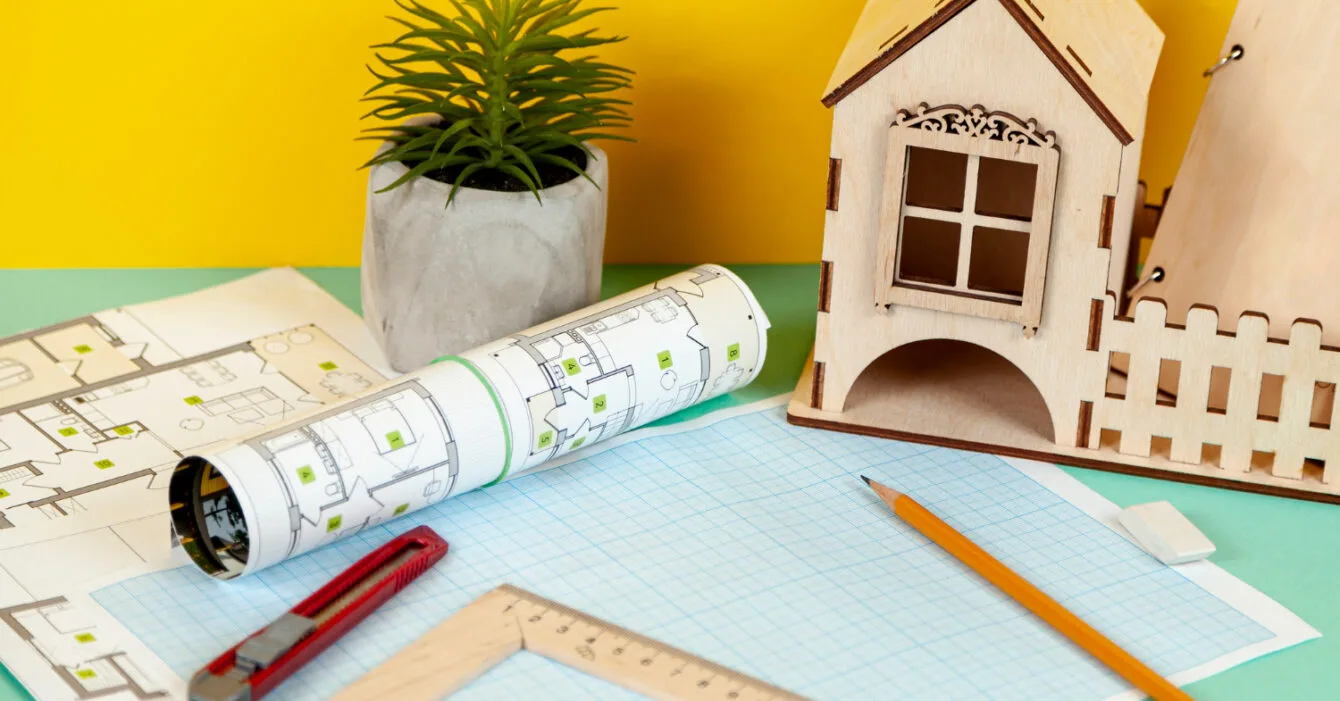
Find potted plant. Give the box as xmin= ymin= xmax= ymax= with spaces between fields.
xmin=360 ymin=0 xmax=633 ymax=371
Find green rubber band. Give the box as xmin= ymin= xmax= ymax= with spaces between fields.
xmin=432 ymin=354 xmax=513 ymax=487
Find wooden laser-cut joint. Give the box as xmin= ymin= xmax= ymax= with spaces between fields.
xmin=878 ymin=25 xmax=910 ymax=51
xmin=1064 ymin=45 xmax=1093 ymax=77
xmin=818 ymin=260 xmax=834 ymax=312
xmin=826 ymin=157 xmax=842 ymax=211
xmin=810 ymin=361 xmax=826 ymax=409
xmin=1086 ymin=299 xmax=1103 ymax=351
xmin=1076 ymin=401 xmax=1094 ymax=448
xmin=1098 ymin=195 xmax=1115 ymax=249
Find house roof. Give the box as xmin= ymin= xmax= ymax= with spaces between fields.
xmin=822 ymin=0 xmax=1164 ymax=145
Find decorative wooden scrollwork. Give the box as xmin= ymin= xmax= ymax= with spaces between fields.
xmin=893 ymin=103 xmax=1057 ymax=148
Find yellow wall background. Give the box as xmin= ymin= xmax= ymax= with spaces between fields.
xmin=0 ymin=0 xmax=1236 ymax=268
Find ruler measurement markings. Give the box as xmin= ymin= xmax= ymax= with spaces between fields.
xmin=336 ymin=584 xmax=809 ymax=701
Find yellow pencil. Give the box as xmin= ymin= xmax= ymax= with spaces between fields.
xmin=861 ymin=476 xmax=1193 ymax=701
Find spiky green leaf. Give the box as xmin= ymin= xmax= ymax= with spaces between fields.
xmin=361 ymin=0 xmax=633 ymax=202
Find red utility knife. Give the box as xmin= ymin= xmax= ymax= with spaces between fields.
xmin=189 ymin=525 xmax=448 ymax=701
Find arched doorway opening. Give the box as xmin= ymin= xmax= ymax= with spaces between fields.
xmin=844 ymin=339 xmax=1056 ymax=447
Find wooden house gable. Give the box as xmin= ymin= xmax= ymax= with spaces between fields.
xmin=823 ymin=0 xmax=1163 ymax=145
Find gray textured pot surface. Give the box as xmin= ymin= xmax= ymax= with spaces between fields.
xmin=362 ymin=146 xmax=608 ymax=371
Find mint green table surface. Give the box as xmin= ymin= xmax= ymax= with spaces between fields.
xmin=0 ymin=266 xmax=1333 ymax=701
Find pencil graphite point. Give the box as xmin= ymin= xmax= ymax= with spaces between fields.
xmin=862 ymin=477 xmax=905 ymax=504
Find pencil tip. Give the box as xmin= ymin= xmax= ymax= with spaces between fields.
xmin=860 ymin=475 xmax=872 ymax=486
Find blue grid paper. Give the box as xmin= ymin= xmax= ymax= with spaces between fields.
xmin=92 ymin=406 xmax=1272 ymax=700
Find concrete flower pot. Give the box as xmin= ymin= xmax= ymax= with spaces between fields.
xmin=362 ymin=146 xmax=608 ymax=371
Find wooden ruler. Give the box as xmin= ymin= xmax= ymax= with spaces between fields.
xmin=333 ymin=584 xmax=810 ymax=701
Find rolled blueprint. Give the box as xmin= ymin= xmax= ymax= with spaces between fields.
xmin=169 ymin=265 xmax=769 ymax=578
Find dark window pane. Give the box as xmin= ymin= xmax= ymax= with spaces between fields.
xmin=975 ymin=156 xmax=1038 ymax=221
xmin=967 ymin=226 xmax=1029 ymax=296
xmin=905 ymin=147 xmax=968 ymax=212
xmin=898 ymin=217 xmax=961 ymax=286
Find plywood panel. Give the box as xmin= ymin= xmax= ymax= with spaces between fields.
xmin=1136 ymin=0 xmax=1340 ymax=342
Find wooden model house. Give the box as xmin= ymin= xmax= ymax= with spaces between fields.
xmin=791 ymin=0 xmax=1340 ymax=503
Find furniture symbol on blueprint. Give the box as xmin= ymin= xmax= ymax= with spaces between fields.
xmin=790 ymin=0 xmax=1340 ymax=503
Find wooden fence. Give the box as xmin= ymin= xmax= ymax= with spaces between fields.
xmin=1093 ymin=297 xmax=1336 ymax=486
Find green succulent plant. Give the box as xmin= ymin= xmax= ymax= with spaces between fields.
xmin=361 ymin=0 xmax=633 ymax=203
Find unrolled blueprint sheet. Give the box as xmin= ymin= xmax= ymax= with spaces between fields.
xmin=0 ymin=269 xmax=391 ymax=552
xmin=0 ymin=269 xmax=393 ymax=701
xmin=93 ymin=398 xmax=1317 ymax=701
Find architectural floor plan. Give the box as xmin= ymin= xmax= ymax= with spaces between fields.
xmin=0 ymin=320 xmax=381 ymax=543
xmin=0 ymin=269 xmax=392 ymax=701
xmin=484 ymin=266 xmax=765 ymax=471
xmin=244 ymin=379 xmax=457 ymax=561
xmin=0 ymin=594 xmax=168 ymax=700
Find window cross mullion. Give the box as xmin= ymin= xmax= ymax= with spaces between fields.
xmin=902 ymin=206 xmax=965 ymax=224
xmin=973 ymin=214 xmax=1032 ymax=233
xmin=955 ymin=156 xmax=982 ymax=290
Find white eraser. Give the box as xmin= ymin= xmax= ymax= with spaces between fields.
xmin=1117 ymin=501 xmax=1216 ymax=565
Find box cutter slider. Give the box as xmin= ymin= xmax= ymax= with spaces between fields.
xmin=189 ymin=525 xmax=448 ymax=701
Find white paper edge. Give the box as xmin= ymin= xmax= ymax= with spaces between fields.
xmin=1007 ymin=456 xmax=1320 ymax=700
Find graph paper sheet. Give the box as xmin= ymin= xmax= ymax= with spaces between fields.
xmin=91 ymin=398 xmax=1317 ymax=701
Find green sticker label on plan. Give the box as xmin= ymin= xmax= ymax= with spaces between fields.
xmin=297 ymin=466 xmax=316 ymax=485
xmin=657 ymin=350 xmax=673 ymax=370
xmin=319 ymin=361 xmax=339 ymax=371
xmin=562 ymin=358 xmax=581 ymax=376
xmin=75 ymin=633 xmax=96 ymax=644
xmin=394 ymin=503 xmax=409 ymax=516
xmin=386 ymin=430 xmax=405 ymax=450
xmin=113 ymin=425 xmax=134 ymax=436
xmin=593 ymin=394 xmax=607 ymax=413
xmin=73 ymin=344 xmax=93 ymax=355
xmin=59 ymin=427 xmax=78 ymax=437
xmin=76 ymin=670 xmax=96 ymax=680
xmin=727 ymin=343 xmax=741 ymax=362
xmin=327 ymin=515 xmax=342 ymax=532
xmin=0 ymin=489 xmax=9 ymax=499
xmin=184 ymin=395 xmax=203 ymax=406
xmin=537 ymin=430 xmax=554 ymax=449
xmin=570 ymin=437 xmax=586 ymax=450
xmin=94 ymin=459 xmax=114 ymax=470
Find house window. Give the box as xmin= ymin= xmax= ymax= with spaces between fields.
xmin=876 ymin=104 xmax=1060 ymax=329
